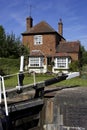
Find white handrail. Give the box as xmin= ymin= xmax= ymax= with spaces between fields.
xmin=33 ymin=72 xmax=36 ymax=86
xmin=1 ymin=76 xmax=8 ymax=116
xmin=3 ymin=71 xmax=29 ymax=78
xmin=0 ymin=77 xmax=2 ymax=103
xmin=0 ymin=70 xmax=37 ymax=116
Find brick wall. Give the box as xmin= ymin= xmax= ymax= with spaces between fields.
xmin=22 ymin=34 xmax=57 ymax=57
xmin=22 ymin=33 xmax=80 ymax=64
xmin=68 ymin=53 xmax=79 ymax=61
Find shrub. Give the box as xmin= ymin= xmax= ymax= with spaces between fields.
xmin=69 ymin=61 xmax=80 ymax=72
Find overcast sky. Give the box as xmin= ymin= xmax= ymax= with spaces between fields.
xmin=0 ymin=0 xmax=87 ymax=49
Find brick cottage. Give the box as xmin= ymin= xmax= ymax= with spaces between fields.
xmin=22 ymin=16 xmax=81 ymax=73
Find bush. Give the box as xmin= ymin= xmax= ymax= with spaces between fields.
xmin=69 ymin=61 xmax=80 ymax=72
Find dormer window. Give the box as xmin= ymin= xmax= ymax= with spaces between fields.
xmin=34 ymin=35 xmax=43 ymax=45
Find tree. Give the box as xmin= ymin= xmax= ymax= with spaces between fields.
xmin=6 ymin=33 xmax=21 ymax=58
xmin=0 ymin=25 xmax=7 ymax=57
xmin=80 ymin=45 xmax=87 ymax=65
xmin=6 ymin=33 xmax=29 ymax=58
xmin=0 ymin=25 xmax=6 ymax=40
xmin=18 ymin=44 xmax=29 ymax=58
xmin=0 ymin=25 xmax=29 ymax=58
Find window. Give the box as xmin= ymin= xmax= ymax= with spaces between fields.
xmin=34 ymin=35 xmax=43 ymax=45
xmin=29 ymin=57 xmax=43 ymax=67
xmin=54 ymin=57 xmax=68 ymax=68
xmin=57 ymin=58 xmax=66 ymax=68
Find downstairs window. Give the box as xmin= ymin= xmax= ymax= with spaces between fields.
xmin=29 ymin=57 xmax=43 ymax=67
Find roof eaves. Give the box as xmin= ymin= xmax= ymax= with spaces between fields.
xmin=21 ymin=31 xmax=57 ymax=35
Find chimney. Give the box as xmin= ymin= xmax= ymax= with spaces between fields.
xmin=58 ymin=19 xmax=63 ymax=36
xmin=26 ymin=16 xmax=33 ymax=31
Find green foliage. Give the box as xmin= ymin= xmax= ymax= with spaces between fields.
xmin=0 ymin=25 xmax=29 ymax=58
xmin=0 ymin=26 xmax=7 ymax=57
xmin=81 ymin=65 xmax=87 ymax=71
xmin=0 ymin=58 xmax=20 ymax=75
xmin=69 ymin=61 xmax=80 ymax=72
xmin=68 ymin=44 xmax=85 ymax=71
xmin=0 ymin=25 xmax=6 ymax=40
xmin=5 ymin=33 xmax=29 ymax=58
xmin=18 ymin=45 xmax=29 ymax=59
xmin=81 ymin=51 xmax=87 ymax=65
xmin=80 ymin=45 xmax=87 ymax=66
xmin=80 ymin=65 xmax=87 ymax=79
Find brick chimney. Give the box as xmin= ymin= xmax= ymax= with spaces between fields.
xmin=26 ymin=16 xmax=33 ymax=31
xmin=58 ymin=19 xmax=63 ymax=36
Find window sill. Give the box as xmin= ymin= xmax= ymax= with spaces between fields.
xmin=29 ymin=67 xmax=44 ymax=69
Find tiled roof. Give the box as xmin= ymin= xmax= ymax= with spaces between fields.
xmin=29 ymin=50 xmax=44 ymax=57
xmin=55 ymin=52 xmax=70 ymax=57
xmin=56 ymin=41 xmax=80 ymax=53
xmin=22 ymin=21 xmax=56 ymax=34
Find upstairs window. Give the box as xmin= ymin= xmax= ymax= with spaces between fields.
xmin=34 ymin=35 xmax=43 ymax=45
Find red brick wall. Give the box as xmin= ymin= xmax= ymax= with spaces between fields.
xmin=22 ymin=34 xmax=80 ymax=62
xmin=22 ymin=34 xmax=57 ymax=57
xmin=68 ymin=53 xmax=79 ymax=61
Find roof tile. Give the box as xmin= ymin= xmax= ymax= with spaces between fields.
xmin=56 ymin=41 xmax=80 ymax=53
xmin=22 ymin=21 xmax=56 ymax=34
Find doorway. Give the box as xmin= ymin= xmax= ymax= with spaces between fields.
xmin=47 ymin=57 xmax=52 ymax=72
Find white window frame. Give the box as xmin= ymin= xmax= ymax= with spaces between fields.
xmin=29 ymin=57 xmax=43 ymax=67
xmin=54 ymin=57 xmax=69 ymax=69
xmin=34 ymin=35 xmax=43 ymax=45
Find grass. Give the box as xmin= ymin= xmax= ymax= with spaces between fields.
xmin=0 ymin=58 xmax=20 ymax=74
xmin=0 ymin=58 xmax=55 ymax=89
xmin=55 ymin=77 xmax=87 ymax=87
xmin=4 ymin=73 xmax=54 ymax=89
xmin=3 ymin=73 xmax=87 ymax=89
xmin=1 ymin=58 xmax=87 ymax=89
